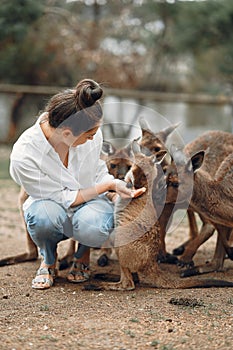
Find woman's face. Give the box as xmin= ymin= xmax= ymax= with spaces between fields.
xmin=62 ymin=125 xmax=100 ymax=147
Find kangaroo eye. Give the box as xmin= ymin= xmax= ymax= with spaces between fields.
xmin=110 ymin=163 xmax=117 ymax=169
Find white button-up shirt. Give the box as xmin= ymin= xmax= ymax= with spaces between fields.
xmin=10 ymin=115 xmax=113 ymax=211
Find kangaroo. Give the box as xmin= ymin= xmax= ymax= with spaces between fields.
xmin=164 ymin=143 xmax=233 ymax=276
xmin=89 ymin=141 xmax=233 ymax=291
xmin=172 ymin=130 xmax=233 ymax=259
xmin=150 ymin=129 xmax=233 ymax=267
xmin=96 ymin=140 xmax=134 ymax=267
xmin=136 ymin=118 xmax=185 ymax=264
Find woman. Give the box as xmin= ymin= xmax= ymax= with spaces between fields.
xmin=10 ymin=79 xmax=145 ymax=290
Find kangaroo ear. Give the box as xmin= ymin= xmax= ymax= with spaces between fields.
xmin=138 ymin=116 xmax=151 ymax=131
xmin=102 ymin=141 xmax=116 ymax=156
xmin=125 ymin=138 xmax=140 ymax=157
xmin=158 ymin=123 xmax=181 ymax=143
xmin=138 ymin=117 xmax=154 ymax=139
xmin=131 ymin=139 xmax=141 ymax=155
xmin=188 ymin=151 xmax=205 ymax=173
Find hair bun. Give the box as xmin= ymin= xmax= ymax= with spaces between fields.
xmin=75 ymin=79 xmax=103 ymax=109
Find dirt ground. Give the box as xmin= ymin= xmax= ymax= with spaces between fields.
xmin=1 ymin=146 xmax=233 ymax=350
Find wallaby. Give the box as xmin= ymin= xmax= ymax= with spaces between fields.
xmin=165 ymin=143 xmax=233 ymax=276
xmin=88 ymin=141 xmax=233 ymax=290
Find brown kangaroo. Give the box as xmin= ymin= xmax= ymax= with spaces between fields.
xmin=88 ymin=141 xmax=233 ymax=290
xmin=165 ymin=140 xmax=233 ymax=276
xmin=172 ymin=130 xmax=233 ymax=260
xmin=96 ymin=140 xmax=134 ymax=267
xmin=151 ymin=130 xmax=233 ymax=267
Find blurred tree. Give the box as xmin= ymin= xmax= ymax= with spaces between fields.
xmin=173 ymin=0 xmax=233 ymax=92
xmin=0 ymin=0 xmax=44 ymax=84
xmin=0 ymin=0 xmax=232 ymax=92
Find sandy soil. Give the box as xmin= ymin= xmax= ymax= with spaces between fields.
xmin=1 ymin=146 xmax=233 ymax=350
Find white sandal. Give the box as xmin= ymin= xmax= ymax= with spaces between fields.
xmin=32 ymin=267 xmax=56 ymax=290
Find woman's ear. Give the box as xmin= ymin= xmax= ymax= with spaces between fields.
xmin=62 ymin=128 xmax=73 ymax=139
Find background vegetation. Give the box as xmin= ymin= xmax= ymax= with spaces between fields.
xmin=0 ymin=0 xmax=232 ymax=93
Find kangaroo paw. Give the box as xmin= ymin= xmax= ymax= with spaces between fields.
xmin=180 ymin=266 xmax=201 ymax=278
xmin=157 ymin=253 xmax=179 ymax=264
xmin=177 ymin=259 xmax=195 ymax=269
xmin=172 ymin=244 xmax=185 ymax=256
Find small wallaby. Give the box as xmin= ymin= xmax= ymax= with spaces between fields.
xmin=88 ymin=141 xmax=233 ymax=290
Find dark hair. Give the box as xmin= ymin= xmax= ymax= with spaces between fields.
xmin=45 ymin=79 xmax=103 ymax=136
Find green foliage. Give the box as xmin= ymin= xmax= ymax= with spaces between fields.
xmin=172 ymin=0 xmax=233 ymax=89
xmin=174 ymin=0 xmax=233 ymax=51
xmin=0 ymin=0 xmax=43 ymax=42
xmin=0 ymin=0 xmax=45 ymax=84
xmin=0 ymin=0 xmax=232 ymax=91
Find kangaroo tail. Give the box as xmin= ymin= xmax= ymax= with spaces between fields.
xmin=143 ymin=270 xmax=233 ymax=289
xmin=157 ymin=277 xmax=233 ymax=289
xmin=180 ymin=278 xmax=233 ymax=288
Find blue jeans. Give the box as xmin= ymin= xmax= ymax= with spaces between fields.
xmin=24 ymin=196 xmax=114 ymax=265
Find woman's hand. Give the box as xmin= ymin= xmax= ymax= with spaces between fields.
xmin=112 ymin=179 xmax=146 ymax=199
xmin=71 ymin=179 xmax=146 ymax=207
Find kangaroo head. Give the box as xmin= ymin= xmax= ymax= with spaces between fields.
xmin=163 ymin=145 xmax=205 ymax=204
xmin=139 ymin=117 xmax=179 ymax=160
xmin=101 ymin=141 xmax=133 ymax=180
xmin=125 ymin=140 xmax=167 ymax=190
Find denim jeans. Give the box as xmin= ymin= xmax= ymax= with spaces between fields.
xmin=24 ymin=196 xmax=114 ymax=265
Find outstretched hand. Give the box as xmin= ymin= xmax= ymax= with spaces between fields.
xmin=113 ymin=179 xmax=146 ymax=199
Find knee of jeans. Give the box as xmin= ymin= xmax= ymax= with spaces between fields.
xmin=26 ymin=213 xmax=59 ymax=239
xmin=75 ymin=221 xmax=109 ymax=247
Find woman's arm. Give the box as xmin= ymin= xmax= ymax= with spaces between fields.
xmin=70 ymin=179 xmax=146 ymax=207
